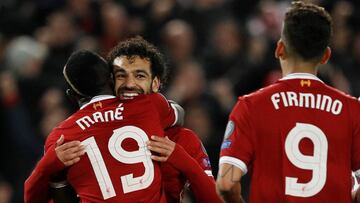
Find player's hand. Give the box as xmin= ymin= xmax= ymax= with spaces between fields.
xmin=55 ymin=135 xmax=85 ymax=166
xmin=146 ymin=136 xmax=175 ymax=162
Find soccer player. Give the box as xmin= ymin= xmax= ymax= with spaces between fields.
xmin=49 ymin=37 xmax=222 ymax=203
xmin=107 ymin=37 xmax=221 ymax=203
xmin=216 ymin=2 xmax=360 ymax=203
xmin=24 ymin=50 xmax=183 ymax=203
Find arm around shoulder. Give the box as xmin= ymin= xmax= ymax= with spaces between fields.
xmin=24 ymin=146 xmax=66 ymax=203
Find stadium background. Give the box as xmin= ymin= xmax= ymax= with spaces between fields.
xmin=0 ymin=0 xmax=359 ymax=202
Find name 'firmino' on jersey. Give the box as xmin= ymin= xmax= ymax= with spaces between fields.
xmin=220 ymin=73 xmax=360 ymax=203
xmin=271 ymin=91 xmax=343 ymax=115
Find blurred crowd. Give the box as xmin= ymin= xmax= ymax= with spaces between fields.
xmin=0 ymin=0 xmax=360 ymax=202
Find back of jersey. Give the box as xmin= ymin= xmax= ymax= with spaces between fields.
xmin=50 ymin=94 xmax=175 ymax=203
xmin=220 ymin=73 xmax=360 ymax=203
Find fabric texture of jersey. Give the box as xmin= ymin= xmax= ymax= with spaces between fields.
xmin=220 ymin=73 xmax=360 ymax=203
xmin=45 ymin=93 xmax=175 ymax=203
xmin=161 ymin=126 xmax=212 ymax=203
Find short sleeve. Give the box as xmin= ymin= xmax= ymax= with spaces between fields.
xmin=351 ymin=99 xmax=360 ymax=176
xmin=148 ymin=93 xmax=176 ymax=128
xmin=219 ymin=97 xmax=255 ymax=175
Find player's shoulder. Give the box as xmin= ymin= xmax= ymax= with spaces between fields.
xmin=166 ymin=126 xmax=203 ymax=151
xmin=323 ymin=83 xmax=359 ymax=102
xmin=236 ymin=82 xmax=280 ymax=104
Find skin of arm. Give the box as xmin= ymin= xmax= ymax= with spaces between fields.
xmin=353 ymin=175 xmax=360 ymax=203
xmin=216 ymin=163 xmax=245 ymax=203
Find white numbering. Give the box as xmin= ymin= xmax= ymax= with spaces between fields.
xmin=285 ymin=123 xmax=328 ymax=197
xmin=82 ymin=126 xmax=154 ymax=200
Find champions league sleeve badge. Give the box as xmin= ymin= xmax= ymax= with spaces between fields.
xmin=224 ymin=120 xmax=235 ymax=140
xmin=221 ymin=120 xmax=235 ymax=149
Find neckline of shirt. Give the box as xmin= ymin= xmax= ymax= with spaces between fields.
xmin=80 ymin=95 xmax=116 ymax=110
xmin=280 ymin=72 xmax=324 ymax=83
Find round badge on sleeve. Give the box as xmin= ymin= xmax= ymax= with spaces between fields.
xmin=224 ymin=120 xmax=235 ymax=140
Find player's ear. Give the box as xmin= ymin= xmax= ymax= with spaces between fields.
xmin=320 ymin=47 xmax=331 ymax=64
xmin=275 ymin=39 xmax=286 ymax=60
xmin=151 ymin=77 xmax=160 ymax=93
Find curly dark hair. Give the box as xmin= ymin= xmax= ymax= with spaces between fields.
xmin=107 ymin=36 xmax=167 ymax=85
xmin=283 ymin=1 xmax=333 ymax=61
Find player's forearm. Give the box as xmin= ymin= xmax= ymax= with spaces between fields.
xmin=24 ymin=169 xmax=51 ymax=203
xmin=352 ymin=187 xmax=360 ymax=203
xmin=216 ymin=182 xmax=244 ymax=203
xmin=167 ymin=144 xmax=222 ymax=203
xmin=24 ymin=147 xmax=66 ymax=203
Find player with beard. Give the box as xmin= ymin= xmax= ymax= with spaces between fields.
xmin=107 ymin=37 xmax=221 ymax=203
xmin=46 ymin=37 xmax=222 ymax=203
xmin=24 ymin=50 xmax=184 ymax=203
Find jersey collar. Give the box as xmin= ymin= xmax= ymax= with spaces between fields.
xmin=80 ymin=95 xmax=116 ymax=110
xmin=280 ymin=72 xmax=324 ymax=83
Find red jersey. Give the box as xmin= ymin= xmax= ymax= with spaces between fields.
xmin=220 ymin=73 xmax=360 ymax=203
xmin=45 ymin=93 xmax=176 ymax=203
xmin=161 ymin=126 xmax=213 ymax=202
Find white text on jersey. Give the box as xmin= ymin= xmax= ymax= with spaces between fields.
xmin=271 ymin=92 xmax=343 ymax=115
xmin=76 ymin=103 xmax=124 ymax=130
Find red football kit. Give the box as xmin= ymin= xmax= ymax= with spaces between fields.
xmin=220 ymin=73 xmax=360 ymax=203
xmin=161 ymin=126 xmax=221 ymax=203
xmin=25 ymin=93 xmax=177 ymax=203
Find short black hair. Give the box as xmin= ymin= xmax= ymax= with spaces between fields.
xmin=283 ymin=1 xmax=332 ymax=61
xmin=63 ymin=50 xmax=111 ymax=97
xmin=107 ymin=36 xmax=167 ymax=84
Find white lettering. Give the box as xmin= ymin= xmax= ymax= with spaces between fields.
xmin=76 ymin=116 xmax=95 ymax=130
xmin=271 ymin=93 xmax=280 ymax=110
xmin=93 ymin=112 xmax=105 ymax=123
xmin=280 ymin=92 xmax=289 ymax=107
xmin=270 ymin=92 xmax=343 ymax=116
xmin=115 ymin=103 xmax=124 ymax=120
xmin=331 ymin=100 xmax=342 ymax=115
xmin=316 ymin=94 xmax=322 ymax=109
xmin=76 ymin=103 xmax=124 ymax=130
xmin=320 ymin=95 xmax=332 ymax=112
xmin=287 ymin=92 xmax=298 ymax=107
xmin=104 ymin=110 xmax=114 ymax=122
xmin=299 ymin=93 xmax=315 ymax=108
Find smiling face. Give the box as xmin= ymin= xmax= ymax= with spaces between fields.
xmin=112 ymin=55 xmax=160 ymax=99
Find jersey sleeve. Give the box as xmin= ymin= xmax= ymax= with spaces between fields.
xmin=149 ymin=93 xmax=177 ymax=128
xmin=351 ymin=99 xmax=360 ymax=177
xmin=45 ymin=128 xmax=62 ymax=152
xmin=166 ymin=144 xmax=222 ymax=203
xmin=219 ymin=96 xmax=255 ymax=175
xmin=181 ymin=129 xmax=213 ymax=176
xmin=24 ymin=145 xmax=65 ymax=203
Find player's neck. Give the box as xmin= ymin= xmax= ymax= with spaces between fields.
xmin=280 ymin=57 xmax=318 ymax=77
